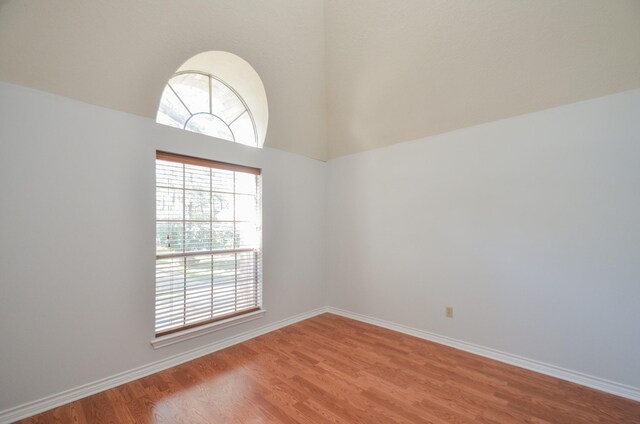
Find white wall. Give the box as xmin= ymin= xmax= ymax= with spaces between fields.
xmin=0 ymin=82 xmax=326 ymax=412
xmin=327 ymin=89 xmax=640 ymax=388
xmin=2 ymin=81 xmax=640 ymax=415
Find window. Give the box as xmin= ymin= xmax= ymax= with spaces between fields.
xmin=155 ymin=51 xmax=269 ymax=148
xmin=157 ymin=71 xmax=259 ymax=147
xmin=155 ymin=151 xmax=262 ymax=337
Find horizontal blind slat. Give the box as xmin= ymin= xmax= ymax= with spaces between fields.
xmin=156 ymin=307 xmax=261 ymax=336
xmin=155 ymin=152 xmax=262 ymax=335
xmin=156 ymin=300 xmax=261 ymax=324
xmin=156 ymin=285 xmax=260 ymax=303
xmin=156 ymin=288 xmax=261 ymax=311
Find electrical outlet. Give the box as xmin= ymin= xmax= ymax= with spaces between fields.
xmin=445 ymin=306 xmax=453 ymax=318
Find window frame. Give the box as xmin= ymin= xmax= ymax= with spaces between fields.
xmin=157 ymin=71 xmax=260 ymax=147
xmin=152 ymin=151 xmax=264 ymax=348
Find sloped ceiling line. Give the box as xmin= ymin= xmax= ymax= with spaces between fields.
xmin=1 ymin=0 xmax=639 ymax=160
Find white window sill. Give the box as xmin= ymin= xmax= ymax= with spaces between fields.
xmin=151 ymin=309 xmax=266 ymax=349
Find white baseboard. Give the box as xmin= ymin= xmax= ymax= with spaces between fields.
xmin=3 ymin=305 xmax=638 ymax=423
xmin=0 ymin=307 xmax=329 ymax=424
xmin=326 ymin=307 xmax=640 ymax=402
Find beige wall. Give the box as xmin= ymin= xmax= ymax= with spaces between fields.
xmin=325 ymin=0 xmax=640 ymax=157
xmin=1 ymin=1 xmax=639 ymax=160
xmin=0 ymin=0 xmax=328 ymax=160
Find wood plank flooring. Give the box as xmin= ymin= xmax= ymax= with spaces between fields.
xmin=18 ymin=313 xmax=640 ymax=423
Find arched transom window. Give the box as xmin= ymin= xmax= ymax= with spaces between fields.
xmin=157 ymin=71 xmax=258 ymax=147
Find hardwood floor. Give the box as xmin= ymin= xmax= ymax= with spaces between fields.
xmin=19 ymin=313 xmax=640 ymax=423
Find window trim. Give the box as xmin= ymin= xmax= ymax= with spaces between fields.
xmin=156 ymin=150 xmax=260 ymax=175
xmin=150 ymin=308 xmax=266 ymax=349
xmin=153 ymin=150 xmax=263 ymax=345
xmin=158 ymin=70 xmax=260 ymax=147
xmin=156 ymin=305 xmax=261 ymax=337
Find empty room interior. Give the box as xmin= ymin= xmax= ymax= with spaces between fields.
xmin=1 ymin=1 xmax=640 ymax=422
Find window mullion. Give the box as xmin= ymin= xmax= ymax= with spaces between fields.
xmin=182 ymin=164 xmax=187 ymax=328
xmin=233 ymin=172 xmax=238 ymax=312
xmin=155 ymin=152 xmax=262 ymax=337
xmin=210 ymin=167 xmax=214 ymax=318
xmin=209 ymin=76 xmax=212 ymax=115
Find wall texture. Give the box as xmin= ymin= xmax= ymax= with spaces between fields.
xmin=0 ymin=82 xmax=326 ymax=412
xmin=0 ymin=0 xmax=327 ymax=160
xmin=1 ymin=82 xmax=640 ymax=415
xmin=325 ymin=0 xmax=640 ymax=158
xmin=327 ymin=89 xmax=640 ymax=388
xmin=2 ymin=1 xmax=639 ymax=160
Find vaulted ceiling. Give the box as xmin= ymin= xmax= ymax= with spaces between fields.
xmin=1 ymin=0 xmax=639 ymax=161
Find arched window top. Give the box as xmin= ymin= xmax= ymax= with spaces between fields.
xmin=158 ymin=71 xmax=258 ymax=146
xmin=156 ymin=51 xmax=268 ymax=148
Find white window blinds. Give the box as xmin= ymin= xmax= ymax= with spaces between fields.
xmin=155 ymin=151 xmax=262 ymax=336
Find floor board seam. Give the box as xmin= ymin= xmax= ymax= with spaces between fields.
xmin=326 ymin=307 xmax=640 ymax=402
